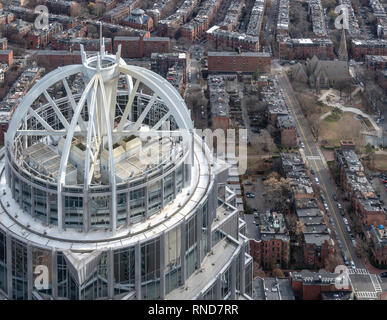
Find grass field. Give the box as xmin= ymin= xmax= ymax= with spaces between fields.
xmin=319 ymin=113 xmax=368 ymax=148
xmin=373 ymin=154 xmax=387 ymax=172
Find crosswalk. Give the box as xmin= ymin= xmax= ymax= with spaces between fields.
xmin=355 ymin=291 xmax=379 ymax=299
xmin=370 ymin=274 xmax=382 ymax=293
xmin=348 ymin=269 xmax=383 ymax=300
xmin=306 ymin=156 xmax=321 ymax=160
xmin=348 ymin=268 xmax=369 ymax=275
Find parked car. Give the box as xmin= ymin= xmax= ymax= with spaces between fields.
xmin=245 ymin=180 xmax=252 ymax=186
xmin=346 ymin=226 xmax=351 ymax=233
xmin=337 ymin=202 xmax=342 ymax=209
xmin=333 ymin=194 xmax=338 ymax=201
xmin=343 ymin=218 xmax=348 ymax=225
xmin=246 ymin=192 xmax=255 ymax=198
xmin=315 ymin=177 xmax=320 ymax=184
xmin=350 ymin=260 xmax=356 ymax=269
xmin=310 ymin=169 xmax=315 ymax=175
xmin=300 ymin=142 xmax=305 ymax=148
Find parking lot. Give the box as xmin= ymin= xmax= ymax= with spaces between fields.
xmin=372 ymin=176 xmax=387 ymax=210
xmin=243 ymin=176 xmax=270 ymax=239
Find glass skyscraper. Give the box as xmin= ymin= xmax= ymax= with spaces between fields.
xmin=0 ymin=44 xmax=252 ymax=300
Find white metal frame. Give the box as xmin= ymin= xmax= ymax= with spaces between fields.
xmin=5 ymin=46 xmax=194 ymax=233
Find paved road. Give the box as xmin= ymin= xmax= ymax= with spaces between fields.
xmin=277 ymin=70 xmax=365 ymax=269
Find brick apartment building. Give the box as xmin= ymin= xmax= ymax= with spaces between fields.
xmin=114 ymin=36 xmax=170 ymax=58
xmin=296 ymin=201 xmax=334 ymax=267
xmin=36 ymin=50 xmax=83 ymax=69
xmin=157 ymin=0 xmax=200 ymax=37
xmin=0 ymin=7 xmax=14 ymax=25
xmin=351 ymin=39 xmax=387 ymax=60
xmin=26 ymin=22 xmax=63 ymax=49
xmin=103 ymin=0 xmax=140 ymax=24
xmin=378 ymin=70 xmax=387 ymax=91
xmin=277 ymin=115 xmax=298 ymax=148
xmin=45 ymin=0 xmax=80 ymax=16
xmin=0 ymin=50 xmax=13 ymax=66
xmin=335 ymin=141 xmax=386 ymax=227
xmin=50 ymin=25 xmax=87 ymax=50
xmin=290 ymin=270 xmax=352 ymax=300
xmin=96 ymin=0 xmax=118 ymax=11
xmin=370 ymin=225 xmax=387 ymax=266
xmin=206 ymin=27 xmax=260 ymax=52
xmin=104 ymin=6 xmax=130 ymax=24
xmin=151 ymin=52 xmax=187 ymax=95
xmin=0 ymin=67 xmax=43 ymax=145
xmin=278 ymin=38 xmax=335 ymax=60
xmin=180 ymin=0 xmax=223 ymax=41
xmin=249 ymin=211 xmax=290 ymax=269
xmin=6 ymin=19 xmax=33 ymax=38
xmin=0 ymin=38 xmax=8 ymax=51
xmin=53 ymin=37 xmax=112 ymax=52
xmin=281 ymin=152 xmax=334 ymax=268
xmin=151 ymin=52 xmax=187 ymax=79
xmin=123 ymin=8 xmax=154 ymax=31
xmin=207 ymin=52 xmax=271 ymax=74
xmin=303 ymin=235 xmax=333 ymax=266
xmin=365 ymin=55 xmax=387 ymax=70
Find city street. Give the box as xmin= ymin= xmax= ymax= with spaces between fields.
xmin=277 ymin=68 xmax=365 ymax=269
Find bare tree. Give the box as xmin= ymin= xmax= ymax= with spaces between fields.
xmin=324 ymin=254 xmax=340 ymax=272
xmin=263 ymin=173 xmax=292 ymax=211
xmin=272 ymin=268 xmax=285 ymax=278
xmin=253 ymin=262 xmax=266 ymax=278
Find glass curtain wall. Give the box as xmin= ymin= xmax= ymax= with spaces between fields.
xmin=141 ymin=238 xmax=161 ymax=299
xmin=11 ymin=239 xmax=28 ymax=300
xmin=0 ymin=230 xmax=6 ymax=294
xmin=114 ymin=247 xmax=135 ymax=296
xmin=164 ymin=226 xmax=181 ymax=294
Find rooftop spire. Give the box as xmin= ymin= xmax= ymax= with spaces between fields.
xmin=99 ymin=21 xmax=105 ymax=58
xmin=338 ymin=29 xmax=348 ymax=62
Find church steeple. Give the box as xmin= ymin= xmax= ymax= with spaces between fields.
xmin=338 ymin=29 xmax=348 ymax=62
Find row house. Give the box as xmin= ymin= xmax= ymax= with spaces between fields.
xmin=180 ymin=0 xmax=224 ymax=41
xmin=278 ymin=38 xmax=335 ymax=60
xmin=26 ymin=22 xmax=63 ymax=49
xmin=249 ymin=211 xmax=290 ymax=269
xmin=335 ymin=141 xmax=386 ymax=227
xmin=351 ymin=39 xmax=387 ymax=60
xmin=157 ymin=0 xmax=199 ymax=37
xmin=114 ymin=36 xmax=170 ymax=59
xmin=207 ymin=52 xmax=271 ymax=74
xmin=206 ymin=27 xmax=260 ymax=52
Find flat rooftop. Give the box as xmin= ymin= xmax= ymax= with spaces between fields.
xmin=0 ymin=135 xmax=216 ymax=251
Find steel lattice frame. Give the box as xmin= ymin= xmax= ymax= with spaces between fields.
xmin=5 ymin=47 xmax=194 ymax=233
